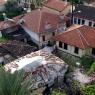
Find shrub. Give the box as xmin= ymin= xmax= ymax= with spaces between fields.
xmin=88 ymin=62 xmax=95 ymax=74
xmin=0 ymin=68 xmax=32 ymax=95
xmin=80 ymin=56 xmax=94 ymax=72
xmin=81 ymin=84 xmax=95 ymax=95
xmin=51 ymin=89 xmax=66 ymax=95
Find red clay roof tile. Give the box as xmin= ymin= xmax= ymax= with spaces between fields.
xmin=44 ymin=0 xmax=69 ymax=12
xmin=0 ymin=0 xmax=5 ymax=6
xmin=53 ymin=24 xmax=95 ymax=49
xmin=13 ymin=8 xmax=60 ymax=33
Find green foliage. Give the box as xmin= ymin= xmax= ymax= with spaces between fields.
xmin=80 ymin=56 xmax=94 ymax=72
xmin=88 ymin=62 xmax=95 ymax=74
xmin=68 ymin=0 xmax=83 ymax=4
xmin=0 ymin=68 xmax=31 ymax=95
xmin=51 ymin=89 xmax=66 ymax=95
xmin=0 ymin=36 xmax=10 ymax=43
xmin=0 ymin=0 xmax=23 ymax=20
xmin=0 ymin=12 xmax=4 ymax=21
xmin=81 ymin=84 xmax=95 ymax=95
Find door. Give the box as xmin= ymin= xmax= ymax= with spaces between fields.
xmin=92 ymin=48 xmax=95 ymax=55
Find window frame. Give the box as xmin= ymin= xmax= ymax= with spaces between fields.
xmin=89 ymin=21 xmax=92 ymax=27
xmin=78 ymin=18 xmax=81 ymax=24
xmin=74 ymin=47 xmax=79 ymax=54
xmin=42 ymin=35 xmax=45 ymax=41
xmin=82 ymin=19 xmax=85 ymax=25
xmin=64 ymin=43 xmax=68 ymax=50
xmin=59 ymin=41 xmax=62 ymax=48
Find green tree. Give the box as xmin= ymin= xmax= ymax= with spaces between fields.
xmin=80 ymin=56 xmax=94 ymax=72
xmin=81 ymin=84 xmax=95 ymax=95
xmin=88 ymin=61 xmax=95 ymax=74
xmin=4 ymin=0 xmax=23 ymax=18
xmin=31 ymin=0 xmax=44 ymax=7
xmin=0 ymin=68 xmax=32 ymax=95
xmin=51 ymin=89 xmax=67 ymax=95
xmin=68 ymin=0 xmax=83 ymax=4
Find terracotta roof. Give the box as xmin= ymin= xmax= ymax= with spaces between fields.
xmin=53 ymin=24 xmax=95 ymax=49
xmin=14 ymin=8 xmax=60 ymax=33
xmin=0 ymin=0 xmax=5 ymax=6
xmin=0 ymin=20 xmax=17 ymax=30
xmin=44 ymin=0 xmax=69 ymax=12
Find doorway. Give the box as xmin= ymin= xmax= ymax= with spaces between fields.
xmin=92 ymin=48 xmax=95 ymax=55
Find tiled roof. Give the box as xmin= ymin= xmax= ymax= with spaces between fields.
xmin=44 ymin=0 xmax=69 ymax=12
xmin=0 ymin=0 xmax=5 ymax=6
xmin=53 ymin=24 xmax=95 ymax=49
xmin=14 ymin=8 xmax=60 ymax=33
xmin=73 ymin=4 xmax=95 ymax=21
xmin=0 ymin=40 xmax=36 ymax=58
xmin=0 ymin=20 xmax=17 ymax=30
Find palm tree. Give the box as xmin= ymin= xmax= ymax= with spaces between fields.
xmin=0 ymin=68 xmax=32 ymax=95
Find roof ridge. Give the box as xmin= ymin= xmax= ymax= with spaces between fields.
xmin=76 ymin=29 xmax=89 ymax=46
xmin=76 ymin=29 xmax=85 ymax=49
xmin=38 ymin=10 xmax=42 ymax=33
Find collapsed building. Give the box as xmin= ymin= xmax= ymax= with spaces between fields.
xmin=5 ymin=50 xmax=68 ymax=89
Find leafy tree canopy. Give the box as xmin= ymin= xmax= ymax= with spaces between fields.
xmin=0 ymin=68 xmax=32 ymax=95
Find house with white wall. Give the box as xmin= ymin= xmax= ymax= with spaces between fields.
xmin=13 ymin=8 xmax=68 ymax=47
xmin=72 ymin=5 xmax=95 ymax=27
xmin=53 ymin=24 xmax=95 ymax=58
xmin=43 ymin=0 xmax=71 ymax=15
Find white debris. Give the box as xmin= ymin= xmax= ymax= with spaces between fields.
xmin=73 ymin=69 xmax=91 ymax=84
xmin=42 ymin=46 xmax=54 ymax=53
xmin=5 ymin=50 xmax=68 ymax=89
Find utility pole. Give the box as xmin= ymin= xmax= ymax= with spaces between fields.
xmin=71 ymin=0 xmax=74 ymax=25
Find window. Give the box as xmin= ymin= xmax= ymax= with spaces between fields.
xmin=78 ymin=19 xmax=81 ymax=24
xmin=64 ymin=43 xmax=68 ymax=50
xmin=82 ymin=19 xmax=85 ymax=25
xmin=92 ymin=48 xmax=95 ymax=55
xmin=93 ymin=23 xmax=95 ymax=27
xmin=89 ymin=21 xmax=92 ymax=26
xmin=52 ymin=32 xmax=55 ymax=36
xmin=74 ymin=47 xmax=79 ymax=54
xmin=59 ymin=41 xmax=62 ymax=48
xmin=74 ymin=18 xmax=77 ymax=24
xmin=42 ymin=35 xmax=45 ymax=41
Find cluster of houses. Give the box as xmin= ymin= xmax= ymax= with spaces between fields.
xmin=0 ymin=0 xmax=95 ymax=89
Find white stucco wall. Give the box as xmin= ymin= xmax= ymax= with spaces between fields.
xmin=56 ymin=41 xmax=85 ymax=57
xmin=21 ymin=26 xmax=58 ymax=46
xmin=21 ymin=26 xmax=39 ymax=44
xmin=0 ymin=31 xmax=2 ymax=37
xmin=40 ymin=31 xmax=58 ymax=46
xmin=0 ymin=5 xmax=5 ymax=11
xmin=73 ymin=17 xmax=95 ymax=27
